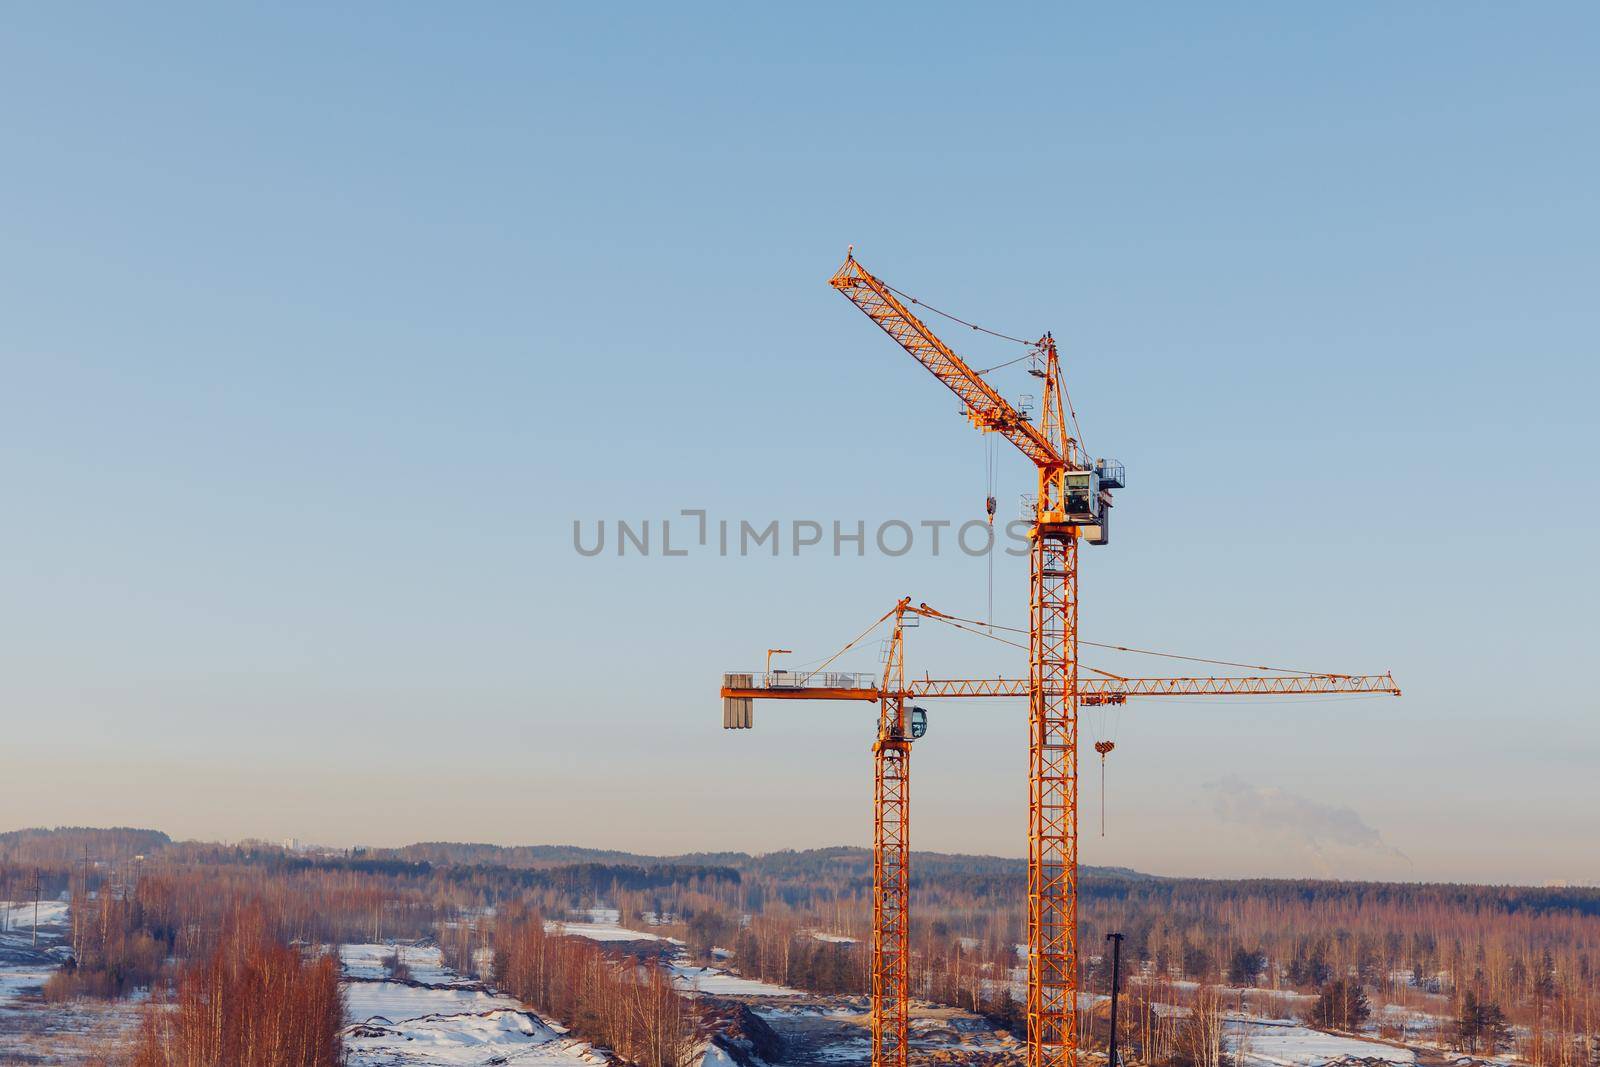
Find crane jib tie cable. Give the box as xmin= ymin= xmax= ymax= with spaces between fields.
xmin=882 ymin=282 xmax=1038 ymax=347
xmin=914 ymin=609 xmax=1345 ymax=677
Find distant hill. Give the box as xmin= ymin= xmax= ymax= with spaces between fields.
xmin=390 ymin=841 xmax=1151 ymax=883
xmin=380 ymin=843 xmax=1600 ymax=918
xmin=394 ymin=842 xmax=727 ymax=868
xmin=13 ymin=832 xmax=1594 ymax=920
xmin=0 ymin=826 xmax=171 ymax=865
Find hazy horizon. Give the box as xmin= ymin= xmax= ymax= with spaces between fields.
xmin=12 ymin=823 xmax=1599 ymax=892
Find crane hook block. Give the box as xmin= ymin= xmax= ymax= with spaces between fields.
xmin=1094 ymin=740 xmax=1115 ymax=756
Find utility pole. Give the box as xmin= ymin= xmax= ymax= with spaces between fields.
xmin=33 ymin=870 xmax=42 ymax=949
xmin=1106 ymin=932 xmax=1125 ymax=1067
xmin=73 ymin=843 xmax=88 ymax=961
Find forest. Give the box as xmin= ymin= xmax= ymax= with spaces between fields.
xmin=3 ymin=828 xmax=1598 ymax=1067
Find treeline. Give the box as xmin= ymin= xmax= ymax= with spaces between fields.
xmin=438 ymin=862 xmax=740 ymax=894
xmin=14 ymin=862 xmax=348 ymax=1066
xmin=494 ymin=904 xmax=699 ymax=1067
xmin=29 ymin=863 xmax=455 ymax=1001
xmin=44 ymin=885 xmax=168 ymax=1000
xmin=397 ymin=841 xmax=747 ymax=868
xmin=729 ymin=913 xmax=866 ymax=996
xmin=92 ymin=847 xmax=741 ymax=899
xmin=0 ymin=826 xmax=170 ymax=866
xmin=124 ymin=903 xmax=343 ymax=1067
xmin=1086 ymin=876 xmax=1600 ymax=921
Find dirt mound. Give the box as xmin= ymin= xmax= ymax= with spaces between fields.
xmin=699 ymin=1001 xmax=785 ymax=1066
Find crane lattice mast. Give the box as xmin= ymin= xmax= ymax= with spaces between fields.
xmin=830 ymin=253 xmax=1104 ymax=1067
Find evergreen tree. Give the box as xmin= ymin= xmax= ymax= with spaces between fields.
xmin=1535 ymin=950 xmax=1558 ymax=1000
xmin=1455 ymin=991 xmax=1513 ymax=1054
xmin=1479 ymin=1001 xmax=1512 ymax=1053
xmin=1228 ymin=947 xmax=1264 ymax=987
xmin=1311 ymin=979 xmax=1371 ymax=1031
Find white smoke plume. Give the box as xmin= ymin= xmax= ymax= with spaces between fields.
xmin=1204 ymin=775 xmax=1410 ymax=873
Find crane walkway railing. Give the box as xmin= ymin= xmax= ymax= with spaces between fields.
xmin=724 ymin=670 xmax=879 ymax=692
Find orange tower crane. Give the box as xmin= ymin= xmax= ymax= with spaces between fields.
xmin=721 ymin=599 xmax=1400 ymax=1067
xmin=799 ymin=252 xmax=1394 ymax=1067
xmin=830 ymin=252 xmax=1113 ymax=1067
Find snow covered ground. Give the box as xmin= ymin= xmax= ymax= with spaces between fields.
xmin=0 ymin=962 xmax=57 ymax=1006
xmin=699 ymin=1042 xmax=744 ymax=1067
xmin=338 ymin=941 xmax=605 ymax=1067
xmin=339 ymin=941 xmax=471 ymax=986
xmin=345 ymin=979 xmax=525 ymax=1025
xmin=670 ymin=962 xmax=802 ymax=997
xmin=546 ymin=917 xmax=682 ymax=944
xmin=0 ymin=899 xmax=72 ymax=1009
xmin=337 ymin=926 xmax=802 ymax=1066
xmin=1376 ymin=1002 xmax=1449 ymax=1040
xmin=811 ymin=931 xmax=858 ymax=945
xmin=1228 ymin=1019 xmax=1415 ymax=1067
xmin=0 ymin=899 xmax=145 ymax=1064
xmin=0 ymin=899 xmax=71 ymax=931
xmin=346 ymin=1008 xmax=609 ymax=1067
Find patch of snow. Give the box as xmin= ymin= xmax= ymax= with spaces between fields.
xmin=754 ymin=1003 xmax=866 ymax=1020
xmin=671 ymin=964 xmax=802 ymax=997
xmin=548 ymin=919 xmax=678 ymax=944
xmin=345 ymin=1008 xmax=607 ymax=1067
xmin=0 ymin=900 xmax=72 ymax=1010
xmin=1228 ymin=1020 xmax=1415 ymax=1067
xmin=1376 ymin=1003 xmax=1444 ymax=1031
xmin=810 ymin=932 xmax=858 ymax=945
xmin=0 ymin=965 xmax=55 ymax=1008
xmin=339 ymin=942 xmax=463 ymax=986
xmin=700 ymin=1042 xmax=744 ymax=1067
xmin=345 ymin=981 xmax=522 ymax=1025
xmin=340 ymin=943 xmax=601 ymax=1066
xmin=0 ymin=901 xmax=70 ymax=930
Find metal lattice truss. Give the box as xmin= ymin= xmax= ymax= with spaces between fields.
xmin=872 ymin=709 xmax=911 ymax=1066
xmin=1029 ymin=532 xmax=1079 ymax=1067
xmin=829 ymin=257 xmax=1074 ymax=470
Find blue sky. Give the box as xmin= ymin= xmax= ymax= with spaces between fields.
xmin=2 ymin=6 xmax=1595 ymax=883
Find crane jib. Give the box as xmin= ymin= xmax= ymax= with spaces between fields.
xmin=829 ymin=256 xmax=1073 ymax=472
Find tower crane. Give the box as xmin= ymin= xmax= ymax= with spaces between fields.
xmin=720 ymin=599 xmax=1399 ymax=1067
xmin=716 ymin=252 xmax=1401 ymax=1067
xmin=831 ymin=252 xmax=1121 ymax=1067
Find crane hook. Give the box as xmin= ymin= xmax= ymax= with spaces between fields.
xmin=1095 ymin=740 xmax=1115 ymax=837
